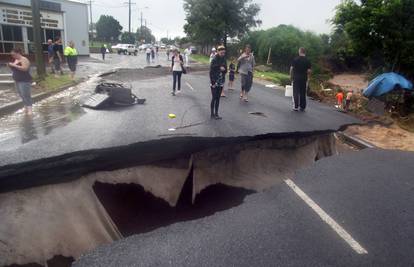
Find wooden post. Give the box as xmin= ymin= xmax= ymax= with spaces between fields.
xmin=267 ymin=47 xmax=272 ymax=65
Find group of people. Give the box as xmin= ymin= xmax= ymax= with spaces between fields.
xmin=170 ymin=44 xmax=258 ymax=120
xmin=47 ymin=38 xmax=78 ymax=79
xmin=8 ymin=38 xmax=79 ymax=115
xmin=208 ymin=45 xmax=256 ymax=119
xmin=145 ymin=46 xmax=160 ymax=64
xmin=171 ymin=44 xmax=312 ymax=120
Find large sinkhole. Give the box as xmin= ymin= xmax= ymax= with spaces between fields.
xmin=1 ymin=133 xmax=347 ymax=267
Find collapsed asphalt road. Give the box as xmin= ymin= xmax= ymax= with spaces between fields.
xmin=0 ymin=58 xmax=368 ymax=266
xmin=0 ymin=67 xmax=359 ymax=191
xmin=74 ymin=148 xmax=414 ymax=267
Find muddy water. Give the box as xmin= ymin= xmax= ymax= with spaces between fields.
xmin=0 ymin=77 xmax=100 ymax=151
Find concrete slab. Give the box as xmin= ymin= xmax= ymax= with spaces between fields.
xmin=73 ymin=149 xmax=414 ymax=267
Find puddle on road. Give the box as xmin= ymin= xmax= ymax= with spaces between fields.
xmin=0 ymin=77 xmax=102 ymax=150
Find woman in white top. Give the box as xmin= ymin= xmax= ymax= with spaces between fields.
xmin=170 ymin=49 xmax=184 ymax=96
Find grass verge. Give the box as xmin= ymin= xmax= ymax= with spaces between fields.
xmin=191 ymin=54 xmax=210 ymax=65
xmin=255 ymin=71 xmax=291 ymax=86
xmin=35 ymin=74 xmax=76 ymax=91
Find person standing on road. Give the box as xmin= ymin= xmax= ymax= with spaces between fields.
xmin=228 ymin=61 xmax=236 ymax=90
xmin=64 ymin=41 xmax=78 ymax=80
xmin=8 ymin=48 xmax=33 ymax=115
xmin=52 ymin=38 xmax=64 ymax=77
xmin=170 ymin=49 xmax=184 ymax=96
xmin=209 ymin=48 xmax=217 ymax=63
xmin=209 ymin=46 xmax=227 ymax=120
xmin=184 ymin=47 xmax=191 ymax=68
xmin=166 ymin=49 xmax=170 ymax=61
xmin=146 ymin=47 xmax=151 ymax=64
xmin=237 ymin=44 xmax=255 ymax=102
xmin=290 ymin=47 xmax=312 ymax=111
xmin=47 ymin=39 xmax=55 ymax=74
xmin=151 ymin=47 xmax=156 ymax=63
xmin=100 ymin=44 xmax=106 ymax=60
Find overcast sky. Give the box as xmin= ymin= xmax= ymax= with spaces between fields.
xmin=90 ymin=0 xmax=342 ymax=39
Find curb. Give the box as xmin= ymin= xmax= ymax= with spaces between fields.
xmin=0 ymin=78 xmax=84 ymax=116
xmin=336 ymin=131 xmax=376 ymax=149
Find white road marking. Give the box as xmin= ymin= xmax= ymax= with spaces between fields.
xmin=186 ymin=82 xmax=195 ymax=91
xmin=284 ymin=179 xmax=368 ymax=255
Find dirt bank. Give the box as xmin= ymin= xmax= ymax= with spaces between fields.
xmin=345 ymin=123 xmax=414 ymax=151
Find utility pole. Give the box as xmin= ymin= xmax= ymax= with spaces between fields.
xmin=138 ymin=7 xmax=148 ymax=43
xmin=89 ymin=0 xmax=94 ymax=45
xmin=140 ymin=12 xmax=143 ymax=36
xmin=128 ymin=0 xmax=131 ymax=33
xmin=123 ymin=1 xmax=136 ymax=33
xmin=145 ymin=19 xmax=147 ymax=43
xmin=31 ymin=0 xmax=45 ymax=79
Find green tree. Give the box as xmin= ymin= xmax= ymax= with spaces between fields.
xmin=241 ymin=25 xmax=324 ymax=73
xmin=95 ymin=15 xmax=122 ymax=42
xmin=120 ymin=32 xmax=136 ymax=44
xmin=183 ymin=0 xmax=261 ymax=47
xmin=136 ymin=26 xmax=155 ymax=44
xmin=160 ymin=37 xmax=175 ymax=45
xmin=332 ymin=0 xmax=414 ymax=77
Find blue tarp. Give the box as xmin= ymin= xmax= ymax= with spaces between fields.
xmin=363 ymin=72 xmax=413 ymax=98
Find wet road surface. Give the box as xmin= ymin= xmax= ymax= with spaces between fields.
xmin=0 ymin=52 xmax=170 ymax=152
xmin=74 ymin=148 xmax=414 ymax=267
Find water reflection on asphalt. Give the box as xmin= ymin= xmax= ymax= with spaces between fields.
xmin=0 ymin=53 xmax=168 ymax=151
xmin=0 ymin=78 xmax=99 ymax=151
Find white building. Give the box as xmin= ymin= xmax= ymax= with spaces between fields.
xmin=0 ymin=0 xmax=89 ymax=55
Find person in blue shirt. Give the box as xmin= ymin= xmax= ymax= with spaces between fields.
xmin=47 ymin=39 xmax=55 ymax=74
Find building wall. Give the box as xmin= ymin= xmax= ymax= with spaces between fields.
xmin=0 ymin=0 xmax=89 ymax=55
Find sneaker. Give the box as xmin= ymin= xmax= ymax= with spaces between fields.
xmin=171 ymin=91 xmax=176 ymax=96
xmin=211 ymin=114 xmax=215 ymax=119
xmin=292 ymin=107 xmax=299 ymax=111
xmin=214 ymin=115 xmax=222 ymax=120
xmin=300 ymin=108 xmax=306 ymax=112
xmin=177 ymin=90 xmax=181 ymax=94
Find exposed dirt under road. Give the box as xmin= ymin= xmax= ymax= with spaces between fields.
xmin=328 ymin=73 xmax=369 ymax=92
xmin=346 ymin=123 xmax=414 ymax=151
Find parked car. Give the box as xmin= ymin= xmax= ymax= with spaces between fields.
xmin=189 ymin=46 xmax=198 ymax=54
xmin=111 ymin=44 xmax=127 ymax=54
xmin=126 ymin=45 xmax=138 ymax=56
xmin=138 ymin=44 xmax=151 ymax=51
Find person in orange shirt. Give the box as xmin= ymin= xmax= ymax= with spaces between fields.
xmin=336 ymin=90 xmax=344 ymax=109
xmin=336 ymin=89 xmax=344 ymax=108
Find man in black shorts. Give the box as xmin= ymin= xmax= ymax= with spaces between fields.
xmin=290 ymin=47 xmax=312 ymax=111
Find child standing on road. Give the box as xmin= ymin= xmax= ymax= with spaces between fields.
xmin=336 ymin=89 xmax=344 ymax=109
xmin=345 ymin=90 xmax=353 ymax=111
xmin=228 ymin=61 xmax=236 ymax=90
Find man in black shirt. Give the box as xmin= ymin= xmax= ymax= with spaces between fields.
xmin=209 ymin=46 xmax=227 ymax=120
xmin=52 ymin=38 xmax=64 ymax=76
xmin=290 ymin=47 xmax=312 ymax=111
